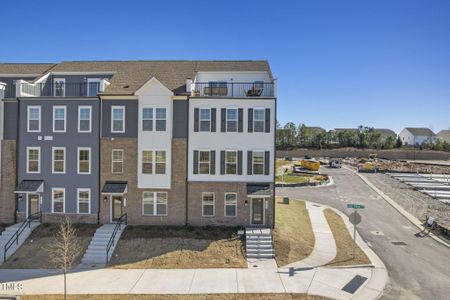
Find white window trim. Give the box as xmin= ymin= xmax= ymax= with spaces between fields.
xmin=252 ymin=150 xmax=265 ymax=175
xmin=77 ymin=147 xmax=91 ymax=174
xmin=77 ymin=188 xmax=91 ymax=214
xmin=202 ymin=192 xmax=215 ymax=217
xmin=253 ymin=108 xmax=266 ymax=133
xmin=198 ymin=150 xmax=211 ymax=175
xmin=155 ymin=107 xmax=167 ymax=132
xmin=141 ymin=149 xmax=167 ymax=175
xmin=78 ymin=106 xmax=92 ymax=133
xmin=87 ymin=78 xmax=101 ymax=97
xmin=52 ymin=105 xmax=67 ymax=133
xmin=52 ymin=187 xmax=65 ymax=213
xmin=26 ymin=146 xmax=40 ymax=174
xmin=141 ymin=107 xmax=153 ymax=132
xmin=27 ymin=106 xmax=41 ymax=132
xmin=154 ymin=150 xmax=167 ymax=175
xmin=142 ymin=191 xmax=168 ymax=216
xmin=225 ymin=150 xmax=238 ymax=175
xmin=112 ymin=149 xmax=124 ymax=174
xmin=199 ymin=108 xmax=212 ymax=132
xmin=224 ymin=192 xmax=237 ymax=217
xmin=111 ymin=105 xmax=125 ymax=133
xmin=53 ymin=78 xmax=66 ymax=97
xmin=226 ymin=108 xmax=238 ymax=132
xmin=52 ymin=147 xmax=66 ymax=174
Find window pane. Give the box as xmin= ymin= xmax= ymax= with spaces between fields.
xmin=225 ymin=205 xmax=236 ymax=217
xmin=227 ymin=121 xmax=237 ymax=132
xmin=200 ymin=121 xmax=210 ymax=132
xmin=155 ymin=151 xmax=166 ymax=174
xmin=113 ymin=120 xmax=123 ymax=132
xmin=200 ymin=109 xmax=210 ymax=120
xmin=156 ymin=120 xmax=166 ymax=131
xmin=143 ymin=108 xmax=153 ymax=131
xmin=29 ymin=120 xmax=39 ymax=131
xmin=143 ymin=192 xmax=154 ymax=215
xmin=156 ymin=193 xmax=167 ymax=215
xmin=80 ymin=108 xmax=91 ymax=119
xmin=79 ymin=150 xmax=90 ymax=173
xmin=203 ymin=205 xmax=214 ymax=216
xmin=143 ymin=120 xmax=153 ymax=131
xmin=79 ymin=108 xmax=91 ymax=131
xmin=79 ymin=120 xmax=90 ymax=131
xmin=142 ymin=151 xmax=153 ymax=174
xmin=55 ymin=120 xmax=65 ymax=131
xmin=202 ymin=192 xmax=214 ymax=217
xmin=28 ymin=149 xmax=39 ymax=172
xmin=78 ymin=191 xmax=89 ymax=214
xmin=53 ymin=190 xmax=64 ymax=213
xmin=156 ymin=108 xmax=166 ymax=119
xmin=112 ymin=108 xmax=124 ymax=132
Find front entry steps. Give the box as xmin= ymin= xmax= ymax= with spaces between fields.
xmin=0 ymin=221 xmax=40 ymax=264
xmin=80 ymin=223 xmax=126 ymax=267
xmin=245 ymin=227 xmax=275 ymax=259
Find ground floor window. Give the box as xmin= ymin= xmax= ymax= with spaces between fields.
xmin=202 ymin=192 xmax=215 ymax=217
xmin=77 ymin=188 xmax=90 ymax=214
xmin=225 ymin=193 xmax=237 ymax=217
xmin=143 ymin=191 xmax=168 ymax=216
xmin=52 ymin=188 xmax=65 ymax=213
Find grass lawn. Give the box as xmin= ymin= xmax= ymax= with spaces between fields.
xmin=108 ymin=226 xmax=247 ymax=269
xmin=323 ymin=209 xmax=371 ymax=266
xmin=1 ymin=223 xmax=99 ymax=269
xmin=22 ymin=294 xmax=330 ymax=300
xmin=273 ymin=199 xmax=315 ymax=267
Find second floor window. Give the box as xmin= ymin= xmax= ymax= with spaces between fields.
xmin=155 ymin=108 xmax=166 ymax=131
xmin=200 ymin=109 xmax=211 ymax=132
xmin=112 ymin=149 xmax=124 ymax=174
xmin=27 ymin=106 xmax=41 ymax=132
xmin=111 ymin=106 xmax=125 ymax=133
xmin=226 ymin=151 xmax=237 ymax=174
xmin=52 ymin=148 xmax=65 ymax=174
xmin=27 ymin=147 xmax=40 ymax=173
xmin=253 ymin=109 xmax=265 ymax=132
xmin=226 ymin=109 xmax=238 ymax=132
xmin=142 ymin=151 xmax=153 ymax=174
xmin=252 ymin=151 xmax=265 ymax=175
xmin=142 ymin=108 xmax=153 ymax=131
xmin=79 ymin=106 xmax=92 ymax=132
xmin=199 ymin=151 xmax=210 ymax=174
xmin=78 ymin=148 xmax=91 ymax=174
xmin=53 ymin=106 xmax=66 ymax=132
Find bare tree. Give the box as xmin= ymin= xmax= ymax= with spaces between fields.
xmin=46 ymin=217 xmax=81 ymax=300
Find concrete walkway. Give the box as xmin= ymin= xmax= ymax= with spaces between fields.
xmin=286 ymin=201 xmax=337 ymax=269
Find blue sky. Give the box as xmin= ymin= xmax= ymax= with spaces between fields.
xmin=1 ymin=0 xmax=449 ymax=133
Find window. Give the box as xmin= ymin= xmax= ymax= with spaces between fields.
xmin=199 ymin=151 xmax=210 ymax=174
xmin=226 ymin=109 xmax=238 ymax=132
xmin=53 ymin=106 xmax=66 ymax=132
xmin=155 ymin=108 xmax=166 ymax=131
xmin=53 ymin=78 xmax=65 ymax=96
xmin=78 ymin=148 xmax=91 ymax=174
xmin=78 ymin=106 xmax=92 ymax=132
xmin=27 ymin=106 xmax=41 ymax=132
xmin=226 ymin=151 xmax=237 ymax=174
xmin=143 ymin=191 xmax=167 ymax=216
xmin=87 ymin=78 xmax=100 ymax=96
xmin=27 ymin=147 xmax=40 ymax=173
xmin=52 ymin=188 xmax=65 ymax=213
xmin=77 ymin=188 xmax=90 ymax=214
xmin=199 ymin=108 xmax=211 ymax=132
xmin=111 ymin=106 xmax=125 ymax=133
xmin=112 ymin=149 xmax=124 ymax=174
xmin=252 ymin=151 xmax=265 ymax=175
xmin=155 ymin=151 xmax=166 ymax=174
xmin=225 ymin=193 xmax=237 ymax=217
xmin=142 ymin=108 xmax=153 ymax=131
xmin=202 ymin=192 xmax=215 ymax=217
xmin=253 ymin=109 xmax=265 ymax=132
xmin=52 ymin=147 xmax=65 ymax=174
xmin=142 ymin=151 xmax=153 ymax=174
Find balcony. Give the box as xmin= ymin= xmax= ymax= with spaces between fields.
xmin=16 ymin=80 xmax=110 ymax=97
xmin=190 ymin=82 xmax=275 ymax=98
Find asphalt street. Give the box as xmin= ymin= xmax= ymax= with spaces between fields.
xmin=276 ymin=167 xmax=450 ymax=300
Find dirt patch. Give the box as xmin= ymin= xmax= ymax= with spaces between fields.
xmin=1 ymin=223 xmax=99 ymax=269
xmin=274 ymin=199 xmax=315 ymax=267
xmin=108 ymin=226 xmax=247 ymax=269
xmin=344 ymin=157 xmax=450 ymax=174
xmin=22 ymin=294 xmax=330 ymax=300
xmin=323 ymin=209 xmax=370 ymax=266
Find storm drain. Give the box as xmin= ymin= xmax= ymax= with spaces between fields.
xmin=392 ymin=241 xmax=407 ymax=246
xmin=342 ymin=275 xmax=368 ymax=294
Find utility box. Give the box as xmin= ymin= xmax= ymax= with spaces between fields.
xmin=283 ymin=197 xmax=289 ymax=204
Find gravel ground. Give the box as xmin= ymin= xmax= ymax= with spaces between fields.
xmin=364 ymin=173 xmax=450 ymax=227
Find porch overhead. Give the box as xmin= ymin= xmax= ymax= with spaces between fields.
xmin=14 ymin=180 xmax=44 ymax=193
xmin=247 ymin=183 xmax=272 ymax=197
xmin=101 ymin=181 xmax=128 ymax=194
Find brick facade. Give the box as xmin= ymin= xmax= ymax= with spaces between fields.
xmin=0 ymin=140 xmax=17 ymax=224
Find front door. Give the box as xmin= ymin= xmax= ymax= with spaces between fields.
xmin=112 ymin=196 xmax=123 ymax=222
xmin=28 ymin=194 xmax=39 ymax=217
xmin=251 ymin=198 xmax=264 ymax=225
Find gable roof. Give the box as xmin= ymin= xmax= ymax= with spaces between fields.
xmin=4 ymin=60 xmax=272 ymax=95
xmin=0 ymin=63 xmax=56 ymax=75
xmin=437 ymin=130 xmax=450 ymax=142
xmin=404 ymin=127 xmax=435 ymax=136
xmin=374 ymin=128 xmax=397 ymax=138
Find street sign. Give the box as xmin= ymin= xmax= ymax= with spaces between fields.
xmin=349 ymin=211 xmax=362 ymax=225
xmin=347 ymin=203 xmax=365 ymax=209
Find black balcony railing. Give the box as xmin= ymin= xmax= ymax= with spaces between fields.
xmin=191 ymin=82 xmax=274 ymax=98
xmin=20 ymin=82 xmax=103 ymax=97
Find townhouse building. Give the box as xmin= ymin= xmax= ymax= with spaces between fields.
xmin=0 ymin=61 xmax=277 ymax=228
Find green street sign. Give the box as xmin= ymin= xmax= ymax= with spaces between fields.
xmin=347 ymin=203 xmax=365 ymax=209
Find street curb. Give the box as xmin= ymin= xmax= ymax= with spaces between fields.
xmin=344 ymin=166 xmax=450 ymax=249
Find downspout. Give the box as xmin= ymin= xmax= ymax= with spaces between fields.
xmin=185 ymin=97 xmax=190 ymax=226
xmin=14 ymin=98 xmax=20 ymax=224
xmin=98 ymin=96 xmax=102 ymax=224
xmin=272 ymin=86 xmax=277 ymax=229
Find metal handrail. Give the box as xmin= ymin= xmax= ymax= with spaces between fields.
xmin=106 ymin=213 xmax=127 ymax=263
xmin=3 ymin=212 xmax=41 ymax=262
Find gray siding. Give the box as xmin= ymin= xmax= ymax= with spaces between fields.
xmin=101 ymin=100 xmax=138 ymax=138
xmin=3 ymin=101 xmax=18 ymax=140
xmin=173 ymin=100 xmax=188 ymax=138
xmin=17 ymin=99 xmax=100 ymax=215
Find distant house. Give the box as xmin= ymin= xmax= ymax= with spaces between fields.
xmin=374 ymin=128 xmax=397 ymax=143
xmin=437 ymin=130 xmax=450 ymax=143
xmin=399 ymin=128 xmax=436 ymax=146
xmin=301 ymin=126 xmax=326 ymax=144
